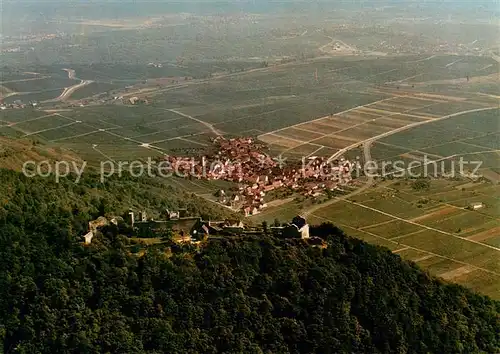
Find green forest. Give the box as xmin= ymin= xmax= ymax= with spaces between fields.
xmin=0 ymin=169 xmax=499 ymax=353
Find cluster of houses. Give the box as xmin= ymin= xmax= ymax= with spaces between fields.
xmin=164 ymin=136 xmax=355 ymax=215
xmin=0 ymin=100 xmax=38 ymax=110
xmin=127 ymin=96 xmax=149 ymax=105
xmin=82 ymin=209 xmax=326 ymax=248
xmin=147 ymin=62 xmax=163 ymax=68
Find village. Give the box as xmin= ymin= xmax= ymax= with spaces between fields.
xmin=164 ymin=136 xmax=355 ymax=216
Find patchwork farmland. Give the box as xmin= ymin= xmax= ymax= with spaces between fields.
xmin=303 ymin=179 xmax=500 ymax=299
xmin=258 ymin=91 xmax=498 ymax=162
xmin=1 ymin=54 xmax=497 ymax=166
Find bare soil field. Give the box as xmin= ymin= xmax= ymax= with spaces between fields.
xmin=439 ymin=265 xmax=477 ymax=281
xmin=337 ymin=126 xmax=388 ymax=141
xmin=310 ymin=136 xmax=357 ymax=150
xmin=315 ymin=117 xmax=359 ymax=129
xmin=297 ymin=121 xmax=342 ymax=135
xmin=283 ymin=143 xmax=324 ymax=157
xmin=374 ymin=117 xmax=415 ymax=129
xmin=258 ymin=134 xmax=302 ymax=149
xmin=336 ymin=112 xmax=375 ymax=123
xmin=388 ymin=96 xmax=446 ymax=108
xmin=355 ymin=106 xmax=402 ymax=116
xmin=338 ymin=109 xmax=381 ymax=119
xmin=410 ymin=206 xmax=462 ymax=222
xmin=275 ymin=127 xmax=324 ymax=142
xmin=467 ymin=226 xmax=500 ymax=242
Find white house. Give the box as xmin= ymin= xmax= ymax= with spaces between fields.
xmin=469 ymin=202 xmax=484 ymax=210
xmin=83 ymin=231 xmax=94 ymax=244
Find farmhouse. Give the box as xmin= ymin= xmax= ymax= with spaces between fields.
xmin=469 ymin=202 xmax=484 ymax=210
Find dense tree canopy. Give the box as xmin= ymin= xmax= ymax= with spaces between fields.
xmin=0 ymin=169 xmax=499 ymax=353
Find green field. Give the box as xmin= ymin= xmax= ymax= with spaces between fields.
xmin=373 ymin=109 xmax=500 ymax=172
xmin=302 ymin=179 xmax=500 ymax=298
xmin=1 ymin=77 xmax=77 ymax=93
xmin=3 ymin=89 xmax=64 ymax=103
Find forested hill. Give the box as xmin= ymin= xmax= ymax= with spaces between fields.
xmin=0 ymin=169 xmax=499 ymax=353
xmin=0 ymin=168 xmax=236 ymax=235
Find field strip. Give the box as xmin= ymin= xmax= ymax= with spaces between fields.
xmin=360 ymin=219 xmax=396 ymax=230
xmin=348 ymin=109 xmax=381 ymax=117
xmin=279 ymin=119 xmax=379 ymax=154
xmin=143 ymin=117 xmax=183 ymax=126
xmin=439 ymin=265 xmax=477 ymax=280
xmin=445 ymin=58 xmax=464 ymax=68
xmin=409 ymin=207 xmax=465 ymax=223
xmin=277 ymin=100 xmax=442 ymax=154
xmin=23 ymin=122 xmax=78 ymax=137
xmin=394 ymin=229 xmax=428 ymax=240
xmin=385 ymin=73 xmax=424 ymax=84
xmin=399 ymin=113 xmax=440 ymax=119
xmin=150 ymin=131 xmax=214 ymax=145
xmin=467 ymin=226 xmax=500 ymax=242
xmin=272 ymin=132 xmax=315 ymax=145
xmin=98 ymin=119 xmax=122 ymax=129
xmin=393 ymin=246 xmax=410 ymax=253
xmin=327 ymin=66 xmax=356 ymax=72
xmin=104 ymin=130 xmax=144 ymax=145
xmin=177 ymin=137 xmax=208 ymax=146
xmin=262 ymin=133 xmax=311 ymax=145
xmin=259 ymin=97 xmax=395 ymax=138
xmin=475 ymin=92 xmax=500 ymax=100
xmin=293 ymin=126 xmax=333 ymax=135
xmin=366 ymin=68 xmax=399 ymax=79
xmin=8 ymin=113 xmax=56 ymax=126
xmin=50 ymin=130 xmax=101 ymax=142
xmin=359 ymin=107 xmax=408 ymax=115
xmin=166 ymin=108 xmax=222 ymax=136
xmin=326 ymin=106 xmax=499 ymax=163
xmin=0 ymin=75 xmax=51 ymax=84
xmin=369 ymin=101 xmax=427 ymax=112
xmin=394 ymin=130 xmax=499 ymax=160
xmin=412 ymin=254 xmax=434 ymax=262
xmin=460 ymin=141 xmax=497 ymax=150
xmin=342 ymin=198 xmax=500 ymax=252
xmin=478 ymin=64 xmax=494 ymax=72
xmin=404 ymin=55 xmax=436 ymax=63
xmin=131 ymin=122 xmax=201 ymax=139
xmin=310 ymin=214 xmax=500 ymax=276
xmin=415 ymin=93 xmax=467 ymax=102
xmin=54 ymin=113 xmax=80 ymax=122
xmin=374 ymin=141 xmax=443 ymax=160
